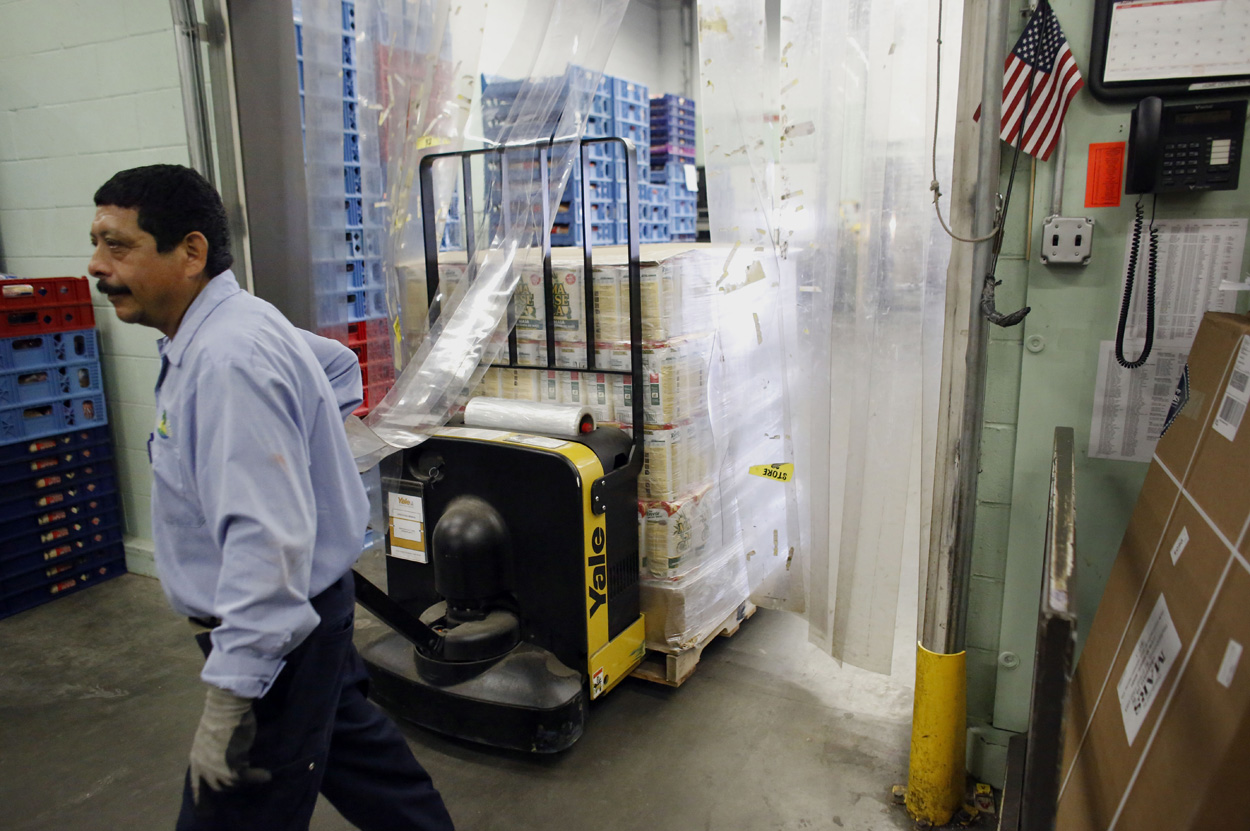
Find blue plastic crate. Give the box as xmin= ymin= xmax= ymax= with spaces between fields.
xmin=295 ymin=23 xmax=303 ymax=57
xmin=342 ymin=67 xmax=356 ymax=98
xmin=0 ymin=425 xmax=109 ymax=468
xmin=670 ymin=197 xmax=697 ymax=218
xmin=650 ymin=93 xmax=695 ymax=117
xmin=671 ymin=215 xmax=696 ymax=235
xmin=345 ymin=196 xmax=363 ymax=226
xmin=0 ymin=330 xmax=98 ymax=371
xmin=343 ymin=132 xmax=360 ymax=163
xmin=0 ymin=491 xmax=118 ymax=541
xmin=591 ymin=92 xmax=613 ymax=118
xmin=341 ymin=0 xmax=355 ymax=32
xmin=5 ymin=506 xmax=122 ymax=564
xmin=639 ymin=221 xmax=670 ymax=244
xmin=650 ymin=110 xmax=696 ymax=131
xmin=0 ymin=468 xmax=117 ymax=524
xmin=0 ymin=438 xmax=111 ymax=487
xmin=317 ymin=287 xmax=387 ymax=325
xmin=0 ymin=361 xmax=103 ymax=408
xmin=344 ymin=164 xmax=362 ymax=194
xmin=1 ymin=544 xmax=123 ymax=600
xmin=612 ymin=78 xmax=648 ymax=105
xmin=0 ymin=392 xmax=107 ymax=446
xmin=557 ymin=198 xmax=614 ymax=223
xmin=613 ymin=99 xmax=649 ymax=126
xmin=298 ymin=59 xmax=304 ymax=93
xmin=651 ymin=123 xmax=697 ymax=145
xmin=583 ymin=114 xmax=613 ymax=139
xmin=341 ymin=34 xmax=355 ymax=67
xmin=0 ymin=551 xmax=127 ymax=622
xmin=343 ymin=100 xmax=357 ymax=130
xmin=550 ymin=219 xmax=617 ymax=248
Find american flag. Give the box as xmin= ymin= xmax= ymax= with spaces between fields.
xmin=975 ymin=0 xmax=1083 ymax=162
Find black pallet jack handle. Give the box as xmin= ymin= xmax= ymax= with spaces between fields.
xmin=416 ymin=134 xmax=646 ymax=514
xmin=351 ymin=569 xmax=444 ymax=657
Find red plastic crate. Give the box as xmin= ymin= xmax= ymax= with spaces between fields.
xmin=1 ymin=276 xmax=95 ymax=337
xmin=1 ymin=277 xmax=92 ymax=309
xmin=347 ymin=317 xmax=390 ymax=346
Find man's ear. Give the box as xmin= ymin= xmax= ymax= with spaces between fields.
xmin=181 ymin=232 xmax=210 ymax=278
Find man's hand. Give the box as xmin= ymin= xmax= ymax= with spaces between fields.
xmin=189 ymin=685 xmax=272 ymax=803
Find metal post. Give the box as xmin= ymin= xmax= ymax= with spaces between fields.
xmin=944 ymin=0 xmax=1007 ymax=656
xmin=222 ymin=0 xmax=312 ymax=328
xmin=200 ymin=0 xmax=254 ymax=291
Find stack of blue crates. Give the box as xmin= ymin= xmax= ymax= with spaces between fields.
xmin=650 ymin=94 xmax=698 ymax=241
xmin=479 ymin=70 xmax=659 ymax=247
xmin=295 ymin=1 xmax=394 ymax=415
xmin=1 ymin=278 xmax=125 ymax=621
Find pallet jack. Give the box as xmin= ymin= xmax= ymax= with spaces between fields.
xmin=352 ymin=137 xmax=647 ymax=752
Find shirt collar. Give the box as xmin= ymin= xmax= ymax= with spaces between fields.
xmin=157 ymin=270 xmax=242 ymax=366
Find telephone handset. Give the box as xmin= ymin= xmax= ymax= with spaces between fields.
xmin=1125 ymin=96 xmax=1164 ymax=195
xmin=1116 ymin=97 xmax=1247 ymax=369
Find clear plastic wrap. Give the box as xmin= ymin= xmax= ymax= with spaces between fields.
xmin=454 ymin=243 xmax=793 ymax=652
xmin=346 ymin=0 xmax=630 ymax=469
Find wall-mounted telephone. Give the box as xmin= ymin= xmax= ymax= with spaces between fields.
xmin=1126 ymin=98 xmax=1246 ymax=194
xmin=1116 ymin=97 xmax=1248 ymax=369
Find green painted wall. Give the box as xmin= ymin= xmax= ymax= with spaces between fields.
xmin=964 ymin=0 xmax=1250 ymax=754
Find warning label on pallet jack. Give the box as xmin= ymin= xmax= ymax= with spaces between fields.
xmin=388 ymin=492 xmax=427 ymax=564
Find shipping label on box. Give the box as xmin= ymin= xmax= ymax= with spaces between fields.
xmin=1116 ymin=593 xmax=1183 ymax=746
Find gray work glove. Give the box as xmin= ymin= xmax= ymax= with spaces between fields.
xmin=189 ymin=685 xmax=272 ymax=803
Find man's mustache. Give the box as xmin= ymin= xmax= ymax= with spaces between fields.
xmin=96 ymin=281 xmax=130 ymax=296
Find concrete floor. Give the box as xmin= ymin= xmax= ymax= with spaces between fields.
xmin=0 ymin=571 xmax=920 ymax=831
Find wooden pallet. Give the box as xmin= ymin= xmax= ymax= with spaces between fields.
xmin=630 ymin=600 xmax=757 ymax=687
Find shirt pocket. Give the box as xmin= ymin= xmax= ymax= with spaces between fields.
xmin=150 ymin=437 xmax=206 ymax=528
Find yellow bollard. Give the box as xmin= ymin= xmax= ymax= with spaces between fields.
xmin=904 ymin=643 xmax=967 ymax=825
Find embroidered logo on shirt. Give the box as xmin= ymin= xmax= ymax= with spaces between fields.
xmin=157 ymin=410 xmax=170 ymax=439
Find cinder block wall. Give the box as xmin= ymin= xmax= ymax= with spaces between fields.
xmin=0 ymin=0 xmax=189 ymax=574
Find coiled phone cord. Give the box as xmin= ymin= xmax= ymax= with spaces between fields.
xmin=1115 ymin=195 xmax=1159 ymax=368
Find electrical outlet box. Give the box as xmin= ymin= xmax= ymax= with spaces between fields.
xmin=1040 ymin=216 xmax=1094 ymax=266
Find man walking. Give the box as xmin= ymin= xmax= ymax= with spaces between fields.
xmin=89 ymin=164 xmax=454 ymax=831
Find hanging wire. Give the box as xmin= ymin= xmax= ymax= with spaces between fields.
xmin=930 ymin=0 xmax=999 ymax=244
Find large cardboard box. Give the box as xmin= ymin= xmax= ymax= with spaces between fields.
xmin=1056 ymin=312 xmax=1250 ymax=830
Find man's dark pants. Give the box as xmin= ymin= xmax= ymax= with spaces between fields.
xmin=176 ymin=572 xmax=454 ymax=831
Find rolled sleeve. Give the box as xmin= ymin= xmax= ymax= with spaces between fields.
xmin=193 ymin=359 xmax=321 ymax=699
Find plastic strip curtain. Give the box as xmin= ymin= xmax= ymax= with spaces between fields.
xmin=345 ymin=0 xmax=629 ymax=469
xmin=700 ymin=0 xmax=958 ymax=673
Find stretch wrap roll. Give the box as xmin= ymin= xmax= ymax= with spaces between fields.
xmin=463 ymin=397 xmax=595 ymax=438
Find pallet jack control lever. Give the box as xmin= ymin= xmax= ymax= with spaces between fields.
xmin=352 ymin=569 xmax=445 ymax=657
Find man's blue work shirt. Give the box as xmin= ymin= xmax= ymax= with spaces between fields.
xmin=150 ymin=270 xmax=369 ymax=699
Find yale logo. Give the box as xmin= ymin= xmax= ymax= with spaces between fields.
xmin=396 ymin=496 xmax=414 ymax=506
xmin=587 ymin=526 xmax=607 ymax=618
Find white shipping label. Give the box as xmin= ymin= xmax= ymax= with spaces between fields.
xmin=388 ymin=492 xmax=423 ymax=523
xmin=1220 ymin=639 xmax=1240 ymax=684
xmin=391 ymin=517 xmax=423 ymax=543
xmin=1169 ymin=527 xmax=1190 ymax=565
xmin=389 ymin=545 xmax=428 ymax=564
xmin=1117 ymin=593 xmax=1184 ymax=746
xmin=1218 ymin=640 xmax=1243 ymax=688
xmin=1212 ymin=335 xmax=1250 ymax=442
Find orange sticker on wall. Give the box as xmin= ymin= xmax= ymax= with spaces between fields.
xmin=1085 ymin=142 xmax=1126 ymax=208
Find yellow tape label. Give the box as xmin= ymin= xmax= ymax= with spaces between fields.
xmin=416 ymin=135 xmax=450 ymax=150
xmin=749 ymin=463 xmax=794 ymax=483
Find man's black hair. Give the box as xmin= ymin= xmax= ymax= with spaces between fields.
xmin=94 ymin=164 xmax=233 ymax=278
